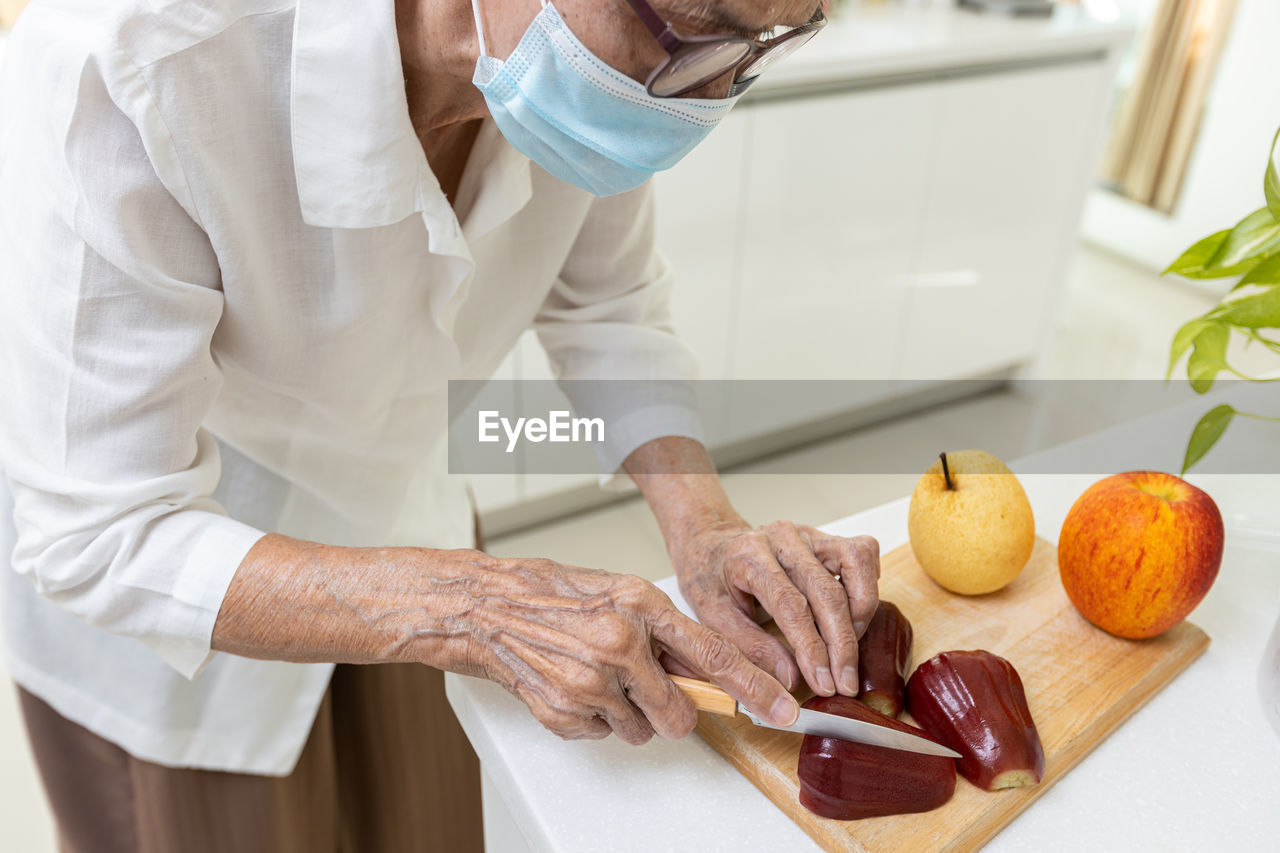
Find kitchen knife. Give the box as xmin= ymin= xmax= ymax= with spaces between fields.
xmin=670 ymin=675 xmax=961 ymax=758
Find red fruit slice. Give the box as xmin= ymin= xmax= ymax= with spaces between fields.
xmin=907 ymin=650 xmax=1045 ymax=791
xmin=796 ymin=694 xmax=956 ymax=820
xmin=857 ymin=601 xmax=913 ymax=717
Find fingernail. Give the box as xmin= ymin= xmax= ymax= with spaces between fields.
xmin=771 ymin=695 xmax=799 ymax=727
xmin=775 ymin=662 xmax=794 ymax=692
xmin=815 ymin=666 xmax=836 ymax=696
xmin=840 ymin=665 xmax=859 ymax=695
xmin=853 ymin=620 xmax=869 ymax=638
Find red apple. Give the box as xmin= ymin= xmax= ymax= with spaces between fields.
xmin=1058 ymin=472 xmax=1223 ymax=639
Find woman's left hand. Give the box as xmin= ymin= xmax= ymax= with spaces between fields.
xmin=668 ymin=520 xmax=880 ymax=698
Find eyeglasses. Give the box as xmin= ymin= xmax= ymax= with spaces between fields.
xmin=622 ymin=0 xmax=827 ymax=98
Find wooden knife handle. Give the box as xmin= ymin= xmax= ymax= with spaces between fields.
xmin=670 ymin=675 xmax=738 ymax=717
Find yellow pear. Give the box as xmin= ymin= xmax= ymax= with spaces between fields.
xmin=907 ymin=450 xmax=1035 ymax=595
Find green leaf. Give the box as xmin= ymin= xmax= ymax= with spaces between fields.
xmin=1244 ymin=328 xmax=1280 ymax=353
xmin=1163 ymin=224 xmax=1271 ymax=280
xmin=1235 ymin=251 xmax=1280 ymax=289
xmin=1215 ymin=285 xmax=1280 ymax=329
xmin=1167 ymin=317 xmax=1212 ymax=379
xmin=1205 ymin=206 xmax=1280 ymax=273
xmin=1266 ymin=126 xmax=1280 ymax=222
xmin=1182 ymin=404 xmax=1236 ymax=474
xmin=1186 ymin=323 xmax=1230 ymax=393
xmin=1164 ymin=230 xmax=1232 ymax=278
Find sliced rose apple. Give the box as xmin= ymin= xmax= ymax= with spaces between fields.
xmin=857 ymin=601 xmax=913 ymax=718
xmin=907 ymin=650 xmax=1045 ymax=791
xmin=797 ymin=694 xmax=956 ymax=820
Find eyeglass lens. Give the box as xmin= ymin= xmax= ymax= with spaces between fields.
xmin=649 ymin=41 xmax=753 ymax=97
xmin=737 ymin=27 xmax=820 ymax=81
xmin=649 ymin=21 xmax=824 ymax=97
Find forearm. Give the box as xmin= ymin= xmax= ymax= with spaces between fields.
xmin=211 ymin=533 xmax=491 ymax=675
xmin=623 ymin=436 xmax=747 ymax=562
xmin=213 ymin=530 xmax=800 ymax=740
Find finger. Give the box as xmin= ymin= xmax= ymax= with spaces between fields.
xmin=772 ymin=524 xmax=861 ymax=696
xmin=691 ymin=595 xmax=799 ymax=692
xmin=804 ymin=527 xmax=880 ymax=574
xmin=735 ymin=544 xmax=831 ymax=699
xmin=602 ymin=699 xmax=656 ymax=746
xmin=817 ymin=534 xmax=881 ymax=637
xmin=657 ymin=649 xmax=701 ymax=679
xmin=624 ymin=657 xmax=698 ymax=740
xmin=514 ymin=682 xmax=611 ymax=741
xmin=649 ymin=606 xmax=798 ymax=728
xmin=558 ymin=658 xmax=651 ymax=745
xmin=576 ymin=716 xmax=613 ymax=740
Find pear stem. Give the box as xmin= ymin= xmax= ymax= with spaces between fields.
xmin=939 ymin=452 xmax=954 ymax=490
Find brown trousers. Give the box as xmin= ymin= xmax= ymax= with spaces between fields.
xmin=17 ymin=662 xmax=484 ymax=853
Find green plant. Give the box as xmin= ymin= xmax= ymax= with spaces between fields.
xmin=1164 ymin=126 xmax=1280 ymax=473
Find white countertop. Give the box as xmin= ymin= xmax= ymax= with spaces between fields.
xmin=752 ymin=0 xmax=1133 ymax=95
xmin=447 ymin=387 xmax=1280 ymax=852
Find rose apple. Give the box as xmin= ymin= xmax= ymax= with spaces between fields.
xmin=1058 ymin=471 xmax=1223 ymax=639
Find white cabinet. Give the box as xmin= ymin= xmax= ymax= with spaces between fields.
xmin=724 ymin=61 xmax=1111 ymax=389
xmin=724 ymin=88 xmax=936 ymax=440
xmin=651 ymin=61 xmax=1113 ymax=447
xmin=732 ymin=89 xmax=931 ymax=383
xmin=896 ymin=63 xmax=1107 ymax=379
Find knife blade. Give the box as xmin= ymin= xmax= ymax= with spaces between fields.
xmin=671 ymin=675 xmax=962 ymax=759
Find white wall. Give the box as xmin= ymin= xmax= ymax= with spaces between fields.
xmin=1081 ymin=0 xmax=1280 ymax=285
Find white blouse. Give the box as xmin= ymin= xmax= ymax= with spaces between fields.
xmin=0 ymin=0 xmax=698 ymax=774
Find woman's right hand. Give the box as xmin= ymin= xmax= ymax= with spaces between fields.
xmin=463 ymin=555 xmax=800 ymax=745
xmin=213 ymin=536 xmax=797 ymax=746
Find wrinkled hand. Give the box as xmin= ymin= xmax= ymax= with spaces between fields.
xmin=673 ymin=521 xmax=880 ymax=698
xmin=468 ymin=556 xmax=799 ymax=745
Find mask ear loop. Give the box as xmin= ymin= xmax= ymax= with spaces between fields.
xmin=473 ymin=0 xmax=551 ymax=57
xmin=470 ymin=0 xmax=489 ymax=57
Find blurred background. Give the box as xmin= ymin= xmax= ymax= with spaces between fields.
xmin=462 ymin=0 xmax=1277 ymax=533
xmin=2 ymin=1 xmax=1277 ymax=850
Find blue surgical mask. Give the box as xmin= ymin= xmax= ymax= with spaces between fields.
xmin=470 ymin=0 xmax=740 ymax=197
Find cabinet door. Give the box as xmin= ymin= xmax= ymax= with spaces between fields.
xmin=728 ymin=87 xmax=937 ymax=438
xmin=896 ymin=63 xmax=1108 ymax=379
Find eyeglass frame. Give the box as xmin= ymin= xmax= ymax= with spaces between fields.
xmin=620 ymin=0 xmax=827 ymax=98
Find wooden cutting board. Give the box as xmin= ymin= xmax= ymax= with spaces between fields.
xmin=693 ymin=536 xmax=1209 ymax=853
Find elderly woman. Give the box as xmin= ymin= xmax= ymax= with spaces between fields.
xmin=0 ymin=0 xmax=876 ymax=849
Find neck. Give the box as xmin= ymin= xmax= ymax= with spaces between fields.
xmin=394 ymin=0 xmax=489 ymax=144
